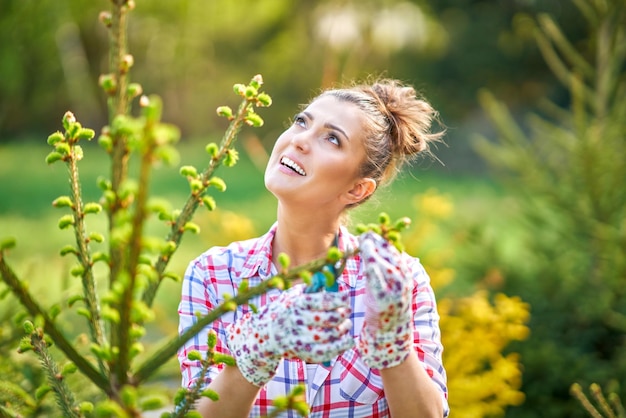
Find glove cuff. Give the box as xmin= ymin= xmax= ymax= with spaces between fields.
xmin=226 ymin=313 xmax=280 ymax=387
xmin=358 ymin=322 xmax=413 ymax=370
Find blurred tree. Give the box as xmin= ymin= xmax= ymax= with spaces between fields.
xmin=0 ymin=0 xmax=588 ymax=177
xmin=472 ymin=0 xmax=626 ymax=416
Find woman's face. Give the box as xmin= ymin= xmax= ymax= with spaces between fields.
xmin=264 ymin=95 xmax=373 ymax=209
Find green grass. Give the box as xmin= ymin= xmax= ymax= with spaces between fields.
xmin=0 ymin=141 xmax=511 ymax=301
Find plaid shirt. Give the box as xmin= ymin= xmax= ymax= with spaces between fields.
xmin=178 ymin=224 xmax=449 ymax=417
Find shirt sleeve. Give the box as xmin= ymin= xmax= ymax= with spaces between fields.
xmin=177 ymin=254 xmax=230 ymax=389
xmin=408 ymin=256 xmax=450 ymax=417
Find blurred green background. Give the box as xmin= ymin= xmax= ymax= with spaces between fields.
xmin=1 ymin=0 xmax=624 ymax=417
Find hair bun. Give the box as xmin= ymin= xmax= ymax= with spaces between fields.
xmin=370 ymin=80 xmax=442 ymax=158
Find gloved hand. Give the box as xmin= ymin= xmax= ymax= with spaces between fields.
xmin=358 ymin=232 xmax=414 ymax=370
xmin=226 ymin=289 xmax=353 ymax=387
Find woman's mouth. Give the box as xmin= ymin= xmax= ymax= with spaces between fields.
xmin=280 ymin=156 xmax=306 ymax=176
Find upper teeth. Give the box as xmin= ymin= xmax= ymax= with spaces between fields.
xmin=281 ymin=157 xmax=306 ymax=176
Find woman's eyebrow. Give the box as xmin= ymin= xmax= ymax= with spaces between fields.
xmin=303 ymin=111 xmax=349 ymax=142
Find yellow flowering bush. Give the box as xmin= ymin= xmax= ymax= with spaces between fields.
xmin=404 ymin=189 xmax=530 ymax=417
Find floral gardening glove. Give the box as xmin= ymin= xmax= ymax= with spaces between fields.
xmin=358 ymin=232 xmax=414 ymax=370
xmin=226 ymin=290 xmax=353 ymax=387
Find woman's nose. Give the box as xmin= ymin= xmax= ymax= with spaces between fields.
xmin=291 ymin=131 xmax=311 ymax=152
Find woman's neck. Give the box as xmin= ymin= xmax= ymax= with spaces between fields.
xmin=272 ymin=205 xmax=341 ymax=267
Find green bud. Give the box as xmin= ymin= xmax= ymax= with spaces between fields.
xmin=78 ymin=402 xmax=94 ymax=414
xmin=140 ymin=396 xmax=167 ymax=411
xmin=326 ymin=247 xmax=342 ymax=262
xmin=68 ymin=294 xmax=84 ymax=307
xmin=201 ymin=389 xmax=220 ymax=402
xmin=0 ymin=237 xmax=16 ymax=251
xmin=18 ymin=337 xmax=33 ymax=353
xmin=99 ymin=73 xmax=117 ymax=95
xmin=245 ymin=111 xmax=264 ymax=127
xmin=386 ymin=230 xmax=400 ymax=243
xmin=208 ymin=176 xmax=227 ymax=192
xmin=141 ymin=95 xmax=163 ymax=122
xmin=323 ymin=268 xmax=335 ymax=288
xmin=161 ymin=240 xmax=177 ymax=256
xmin=60 ymin=245 xmax=78 ymax=256
xmin=223 ymin=300 xmax=237 ymax=311
xmin=173 ymin=388 xmax=187 ymax=405
xmin=163 ymin=272 xmax=180 ymax=282
xmin=62 ymin=111 xmax=76 ymax=130
xmin=35 ymin=385 xmax=52 ymax=400
xmin=55 ymin=142 xmax=71 ymax=155
xmin=62 ymin=362 xmax=78 ymax=376
xmin=277 ymin=253 xmax=290 ymax=269
xmin=99 ymin=11 xmax=112 ymax=28
xmin=205 ymin=142 xmax=219 ymax=157
xmin=120 ymin=385 xmax=138 ymax=408
xmin=92 ymin=252 xmax=109 ymax=263
xmin=249 ymin=303 xmax=259 ymax=313
xmin=189 ymin=179 xmax=204 ymax=194
xmin=394 ymin=216 xmax=412 ymax=230
xmin=299 ymin=270 xmax=312 ymax=286
xmin=187 ymin=350 xmax=202 ymax=361
xmin=84 ymin=202 xmax=102 ymax=214
xmin=207 ymin=329 xmax=218 ymax=347
xmin=272 ymin=396 xmax=289 ymax=409
xmin=97 ymin=176 xmax=112 ymax=191
xmin=183 ymin=222 xmax=200 ymax=234
xmin=238 ymin=279 xmax=249 ymax=293
xmin=127 ymin=82 xmax=143 ymax=99
xmin=256 ymin=93 xmax=272 ymax=107
xmin=23 ymin=320 xmax=35 ymax=334
xmin=250 ymin=74 xmax=263 ymax=88
xmin=129 ymin=325 xmax=146 ymax=339
xmin=129 ymin=342 xmax=144 ymax=358
xmin=294 ymin=401 xmax=310 ymax=417
xmin=180 ymin=165 xmax=198 ymax=178
xmin=70 ymin=264 xmax=85 ymax=277
xmin=224 ymin=148 xmax=239 ymax=167
xmin=58 ymin=214 xmax=75 ymax=229
xmin=49 ymin=304 xmax=61 ymax=320
xmin=120 ymin=54 xmax=134 ymax=74
xmin=101 ymin=307 xmax=119 ymax=325
xmin=88 ymin=232 xmax=104 ymax=243
xmin=214 ymin=353 xmax=236 ymax=366
xmin=52 ymin=196 xmax=73 ymax=208
xmin=378 ymin=212 xmax=391 ymax=225
xmin=216 ymin=106 xmax=233 ymax=119
xmin=45 ymin=151 xmax=64 ymax=164
xmin=77 ymin=307 xmax=91 ymax=320
xmin=268 ymin=277 xmax=285 ymax=290
xmin=77 ymin=128 xmax=95 ymax=141
xmin=244 ymin=85 xmax=258 ymax=99
xmin=202 ymin=195 xmax=216 ymax=211
xmin=98 ymin=134 xmax=113 ymax=152
xmin=47 ymin=131 xmax=64 ymax=145
xmin=233 ymin=83 xmax=246 ymax=96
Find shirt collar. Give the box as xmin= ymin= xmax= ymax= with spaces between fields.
xmin=240 ymin=223 xmax=361 ymax=288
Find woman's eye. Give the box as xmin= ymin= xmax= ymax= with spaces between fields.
xmin=327 ymin=135 xmax=340 ymax=146
xmin=293 ymin=115 xmax=306 ymax=127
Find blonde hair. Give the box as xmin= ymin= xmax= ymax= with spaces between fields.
xmin=315 ymin=79 xmax=444 ymax=202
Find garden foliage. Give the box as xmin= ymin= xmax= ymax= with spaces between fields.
xmin=473 ymin=0 xmax=626 ymax=416
xmin=0 ymin=1 xmax=532 ymax=417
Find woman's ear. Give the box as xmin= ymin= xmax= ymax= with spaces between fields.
xmin=344 ymin=178 xmax=377 ymax=205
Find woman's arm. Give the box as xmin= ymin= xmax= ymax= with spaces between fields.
xmin=195 ymin=365 xmax=260 ymax=418
xmin=380 ymin=351 xmax=444 ymax=418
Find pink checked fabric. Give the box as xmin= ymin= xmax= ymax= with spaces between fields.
xmin=226 ymin=291 xmax=354 ymax=386
xmin=178 ymin=224 xmax=449 ymax=417
xmin=358 ymin=232 xmax=414 ymax=370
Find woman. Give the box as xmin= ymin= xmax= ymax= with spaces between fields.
xmin=178 ymin=79 xmax=449 ymax=417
